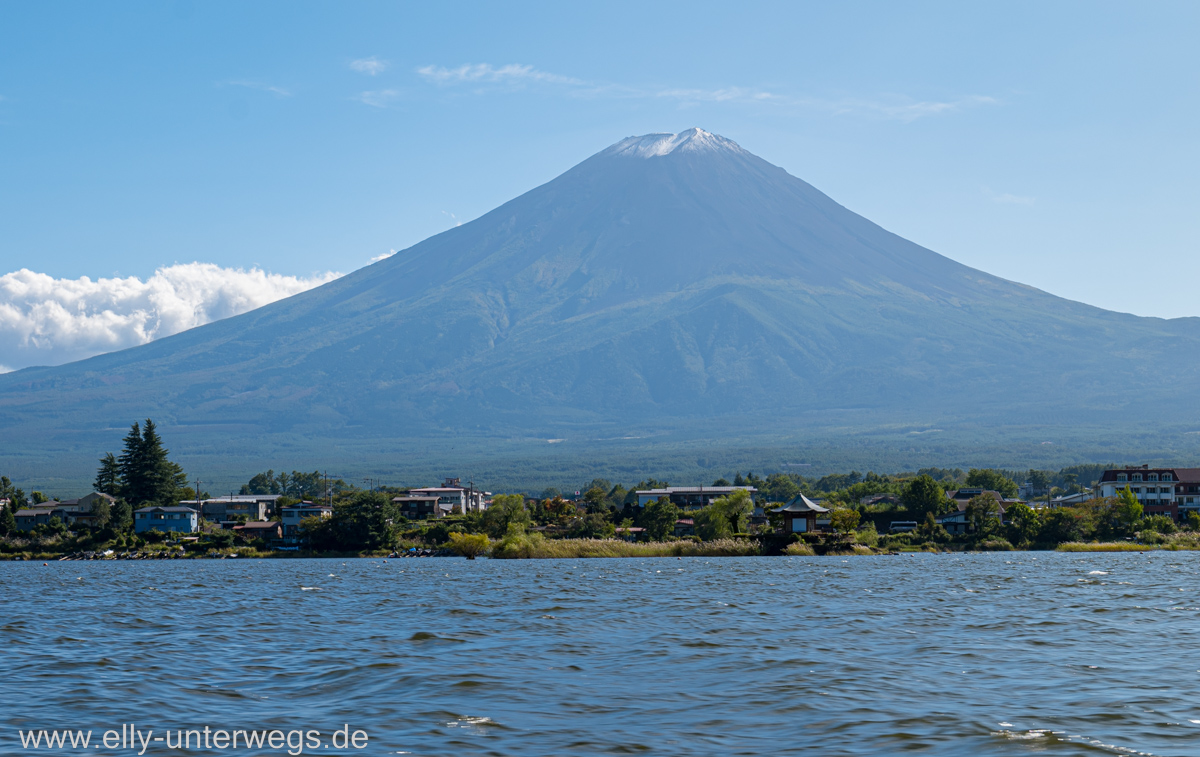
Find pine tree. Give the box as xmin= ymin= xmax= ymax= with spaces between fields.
xmin=0 ymin=499 xmax=16 ymax=537
xmin=115 ymin=419 xmax=187 ymax=506
xmin=94 ymin=453 xmax=121 ymax=496
xmin=138 ymin=420 xmax=187 ymax=506
xmin=117 ymin=422 xmax=147 ymax=505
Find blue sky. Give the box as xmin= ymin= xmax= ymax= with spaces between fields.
xmin=1 ymin=0 xmax=1198 ymax=344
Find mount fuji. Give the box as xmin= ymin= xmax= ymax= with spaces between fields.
xmin=4 ymin=128 xmax=1199 ymax=485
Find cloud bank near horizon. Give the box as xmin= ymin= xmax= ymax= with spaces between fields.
xmin=0 ymin=263 xmax=341 ymax=372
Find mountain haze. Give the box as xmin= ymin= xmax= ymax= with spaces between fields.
xmin=4 ymin=128 xmax=1200 ymax=483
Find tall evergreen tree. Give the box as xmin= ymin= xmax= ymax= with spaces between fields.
xmin=115 ymin=419 xmax=187 ymax=506
xmin=94 ymin=453 xmax=121 ymax=496
xmin=0 ymin=499 xmax=16 ymax=537
xmin=117 ymin=422 xmax=147 ymax=505
xmin=143 ymin=419 xmax=187 ymax=506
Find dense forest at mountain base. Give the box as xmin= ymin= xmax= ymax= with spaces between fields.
xmin=6 ymin=422 xmax=1199 ymax=497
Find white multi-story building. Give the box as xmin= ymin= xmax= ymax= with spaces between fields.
xmin=408 ymin=478 xmax=490 ymax=513
xmin=1096 ymin=466 xmax=1200 ymax=521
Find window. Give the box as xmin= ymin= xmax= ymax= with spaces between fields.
xmin=1162 ymin=473 xmax=1173 ymax=481
xmin=1148 ymin=473 xmax=1158 ymax=481
xmin=1132 ymin=474 xmax=1142 ymax=482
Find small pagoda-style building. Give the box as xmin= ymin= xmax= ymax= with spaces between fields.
xmin=773 ymin=494 xmax=829 ymax=534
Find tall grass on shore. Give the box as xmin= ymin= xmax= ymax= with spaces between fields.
xmin=1059 ymin=532 xmax=1200 ymax=552
xmin=491 ymin=532 xmax=760 ymax=559
xmin=1057 ymin=542 xmax=1149 ymax=552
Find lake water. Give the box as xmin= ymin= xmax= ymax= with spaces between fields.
xmin=3 ymin=552 xmax=1200 ymax=756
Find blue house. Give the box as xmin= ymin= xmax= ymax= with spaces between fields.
xmin=134 ymin=506 xmax=199 ymax=534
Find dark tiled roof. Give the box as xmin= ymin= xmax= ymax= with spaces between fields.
xmin=134 ymin=506 xmax=199 ymax=514
xmin=774 ymin=495 xmax=829 ymax=514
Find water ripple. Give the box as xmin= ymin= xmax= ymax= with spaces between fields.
xmin=3 ymin=553 xmax=1200 ymax=755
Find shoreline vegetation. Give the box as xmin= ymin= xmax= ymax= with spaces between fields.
xmin=3 ymin=420 xmax=1199 ymax=562
xmin=3 ymin=539 xmax=1198 ymax=562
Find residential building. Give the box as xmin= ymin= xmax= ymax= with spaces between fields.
xmin=673 ymin=518 xmax=696 ymax=537
xmin=392 ymin=495 xmax=451 ymax=520
xmin=1018 ymin=481 xmax=1051 ymax=500
xmin=946 ymin=488 xmax=1006 ymax=507
xmin=52 ymin=492 xmax=116 ymax=528
xmin=280 ymin=502 xmax=333 ymax=542
xmin=1096 ymin=466 xmax=1200 ymax=522
xmin=234 ymin=521 xmax=283 ymax=541
xmin=860 ymin=493 xmax=901 ymax=508
xmin=634 ymin=486 xmax=757 ymax=510
xmin=182 ymin=495 xmax=281 ymax=523
xmin=14 ymin=507 xmax=59 ymax=532
xmin=12 ymin=492 xmax=117 ymax=531
xmin=408 ymin=478 xmax=490 ymax=513
xmin=134 ymin=506 xmax=199 ymax=533
xmin=1047 ymin=491 xmax=1096 ymax=508
xmin=938 ymin=495 xmax=1008 ymax=535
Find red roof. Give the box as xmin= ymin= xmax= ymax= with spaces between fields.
xmin=1099 ymin=468 xmax=1200 ymax=483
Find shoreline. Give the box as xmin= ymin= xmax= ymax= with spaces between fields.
xmin=0 ymin=540 xmax=1186 ymax=562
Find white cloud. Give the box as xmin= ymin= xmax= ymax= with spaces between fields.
xmin=371 ymin=249 xmax=397 ymax=263
xmin=226 ymin=81 xmax=292 ymax=98
xmin=417 ymin=63 xmax=583 ymax=86
xmin=656 ymin=87 xmax=781 ymax=104
xmin=832 ymin=94 xmax=997 ymax=122
xmin=0 ymin=263 xmax=341 ymax=371
xmin=413 ymin=63 xmax=995 ymax=122
xmin=983 ymin=186 xmax=1036 ymax=205
xmin=441 ymin=211 xmax=461 ymax=227
xmin=350 ymin=57 xmax=389 ymax=76
xmin=356 ymin=89 xmax=401 ymax=108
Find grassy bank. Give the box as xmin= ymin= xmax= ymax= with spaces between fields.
xmin=492 ymin=535 xmax=761 ymax=559
xmin=1057 ymin=542 xmax=1151 ymax=552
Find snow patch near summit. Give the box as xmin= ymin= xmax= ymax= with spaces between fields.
xmin=605 ymin=128 xmax=745 ymax=159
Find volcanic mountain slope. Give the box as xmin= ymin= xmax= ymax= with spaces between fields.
xmin=3 ymin=128 xmax=1200 ymax=463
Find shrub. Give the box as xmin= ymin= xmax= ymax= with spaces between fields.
xmin=1137 ymin=515 xmax=1177 ymax=535
xmin=448 ymin=532 xmax=490 ymax=559
xmin=879 ymin=532 xmax=914 ymax=550
xmin=492 ymin=525 xmax=546 ymax=559
xmin=977 ymin=538 xmax=1014 ymax=551
xmin=783 ymin=542 xmax=816 ymax=556
xmin=855 ymin=522 xmax=879 ymax=548
xmin=206 ymin=530 xmax=235 ymax=549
